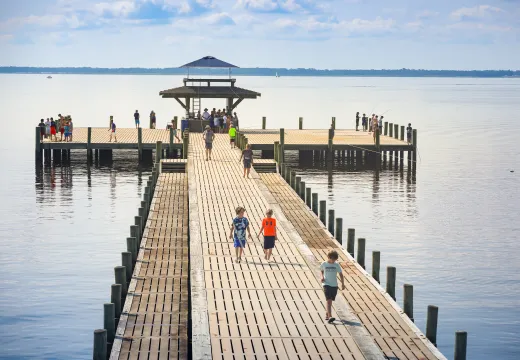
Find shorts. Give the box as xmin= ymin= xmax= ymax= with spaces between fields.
xmin=324 ymin=285 xmax=338 ymax=301
xmin=263 ymin=236 xmax=275 ymax=249
xmin=230 ymin=137 xmax=235 ymax=143
xmin=51 ymin=128 xmax=56 ymax=135
xmin=60 ymin=128 xmax=64 ymax=134
xmin=243 ymin=159 xmax=251 ymax=169
xmin=219 ymin=119 xmax=224 ymax=127
xmin=40 ymin=128 xmax=45 ymax=135
xmin=135 ymin=119 xmax=140 ymax=125
xmin=205 ymin=142 xmax=212 ymax=149
xmin=234 ymin=238 xmax=246 ymax=248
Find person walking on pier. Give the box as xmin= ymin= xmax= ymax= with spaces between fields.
xmin=109 ymin=120 xmax=117 ymax=142
xmin=229 ymin=124 xmax=237 ymax=149
xmin=406 ymin=123 xmax=412 ymax=143
xmin=320 ymin=250 xmax=345 ymax=323
xmin=229 ymin=206 xmax=252 ymax=263
xmin=203 ymin=125 xmax=215 ymax=161
xmin=355 ymin=112 xmax=360 ymax=131
xmin=240 ymin=144 xmax=254 ymax=178
xmin=257 ymin=209 xmax=277 ymax=262
xmin=134 ymin=110 xmax=140 ymax=129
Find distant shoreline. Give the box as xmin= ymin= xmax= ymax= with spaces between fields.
xmin=1 ymin=67 xmax=519 ymax=78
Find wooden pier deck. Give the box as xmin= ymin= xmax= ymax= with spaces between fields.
xmin=110 ymin=173 xmax=189 ymax=359
xmin=259 ymin=174 xmax=445 ymax=360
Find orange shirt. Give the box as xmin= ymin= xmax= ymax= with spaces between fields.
xmin=262 ymin=218 xmax=276 ymax=236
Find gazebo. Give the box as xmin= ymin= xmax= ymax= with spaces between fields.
xmin=159 ymin=56 xmax=261 ymax=132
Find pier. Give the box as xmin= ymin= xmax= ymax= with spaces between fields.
xmin=91 ymin=132 xmax=455 ymax=360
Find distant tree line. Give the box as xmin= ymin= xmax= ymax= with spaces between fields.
xmin=0 ymin=66 xmax=518 ymax=78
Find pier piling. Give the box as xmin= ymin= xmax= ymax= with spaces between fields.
xmin=426 ymin=305 xmax=439 ymax=346
xmin=103 ymin=303 xmax=116 ymax=345
xmin=114 ymin=266 xmax=127 ymax=300
xmin=111 ymin=284 xmax=122 ymax=320
xmin=299 ymin=117 xmax=303 ymax=129
xmin=347 ymin=228 xmax=355 ymax=257
xmin=122 ymin=252 xmax=133 ymax=282
xmin=295 ymin=176 xmax=301 ymax=193
xmin=328 ymin=209 xmax=335 ymax=235
xmin=386 ymin=266 xmax=396 ymax=300
xmin=299 ymin=181 xmax=305 ymax=201
xmin=357 ymin=238 xmax=366 ymax=268
xmin=127 ymin=237 xmax=137 ymax=264
xmin=312 ymin=193 xmax=318 ymax=215
xmin=93 ymin=329 xmax=107 ymax=360
xmin=372 ymin=251 xmax=380 ymax=283
xmin=262 ymin=116 xmax=266 ymax=129
xmin=305 ymin=188 xmax=311 ymax=208
xmin=138 ymin=128 xmax=143 ymax=160
xmin=319 ymin=200 xmax=326 ymax=225
xmin=404 ymin=284 xmax=414 ymax=321
xmin=335 ymin=218 xmax=343 ymax=244
xmin=87 ymin=127 xmax=93 ymax=162
xmin=454 ymin=331 xmax=468 ymax=360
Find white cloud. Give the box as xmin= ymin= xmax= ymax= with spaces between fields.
xmin=417 ymin=10 xmax=439 ymax=19
xmin=93 ymin=1 xmax=137 ymax=17
xmin=451 ymin=5 xmax=503 ymax=20
xmin=203 ymin=12 xmax=235 ymax=25
xmin=236 ymin=0 xmax=278 ymax=11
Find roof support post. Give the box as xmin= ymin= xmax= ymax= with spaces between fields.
xmin=231 ymin=98 xmax=244 ymax=110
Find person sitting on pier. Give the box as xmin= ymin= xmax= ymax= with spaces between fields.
xmin=39 ymin=119 xmax=46 ymax=141
xmin=109 ymin=120 xmax=117 ymax=142
xmin=229 ymin=206 xmax=252 ymax=263
xmin=203 ymin=125 xmax=215 ymax=161
xmin=320 ymin=250 xmax=345 ymax=323
xmin=355 ymin=112 xmax=360 ymax=131
xmin=240 ymin=144 xmax=254 ymax=178
xmin=362 ymin=113 xmax=367 ymax=131
xmin=406 ymin=123 xmax=412 ymax=143
xmin=134 ymin=110 xmax=140 ymax=129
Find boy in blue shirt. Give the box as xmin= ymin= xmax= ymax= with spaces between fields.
xmin=320 ymin=250 xmax=345 ymax=323
xmin=229 ymin=206 xmax=252 ymax=263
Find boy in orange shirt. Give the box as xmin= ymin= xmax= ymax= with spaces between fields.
xmin=257 ymin=209 xmax=277 ymax=261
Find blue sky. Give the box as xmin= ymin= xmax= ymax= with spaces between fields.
xmin=0 ymin=0 xmax=519 ymax=69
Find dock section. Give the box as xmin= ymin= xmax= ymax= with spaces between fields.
xmin=110 ymin=173 xmax=189 ymax=359
xmin=259 ymin=173 xmax=445 ymax=360
xmin=188 ymin=134 xmax=385 ymax=359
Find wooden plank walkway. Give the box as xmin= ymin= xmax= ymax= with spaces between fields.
xmin=110 ymin=173 xmax=189 ymax=360
xmin=188 ymin=134 xmax=385 ymax=359
xmin=241 ymin=129 xmax=411 ymax=151
xmin=259 ymin=173 xmax=446 ymax=360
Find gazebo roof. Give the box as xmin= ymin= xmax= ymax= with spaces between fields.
xmin=159 ymin=86 xmax=261 ymax=99
xmin=180 ymin=56 xmax=238 ymax=68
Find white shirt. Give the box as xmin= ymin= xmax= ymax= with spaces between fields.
xmin=202 ymin=111 xmax=210 ymax=120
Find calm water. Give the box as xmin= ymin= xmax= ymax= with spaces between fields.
xmin=0 ymin=75 xmax=519 ymax=359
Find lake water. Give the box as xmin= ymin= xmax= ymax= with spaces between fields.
xmin=0 ymin=75 xmax=519 ymax=359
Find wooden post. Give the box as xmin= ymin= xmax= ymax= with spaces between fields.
xmin=295 ymin=176 xmax=301 ymax=193
xmin=155 ymin=141 xmax=162 ymax=163
xmin=404 ymin=284 xmax=414 ymax=321
xmin=262 ymin=116 xmax=266 ymax=129
xmin=130 ymin=225 xmax=140 ymax=256
xmin=426 ymin=305 xmax=439 ymax=346
xmin=372 ymin=251 xmax=380 ymax=283
xmin=305 ymin=188 xmax=311 ymax=208
xmin=183 ymin=133 xmax=188 ymax=159
xmin=319 ymin=200 xmax=326 ymax=225
xmin=331 ymin=117 xmax=336 ymax=129
xmin=290 ymin=171 xmax=296 ymax=189
xmin=134 ymin=216 xmax=142 ymax=241
xmin=386 ymin=266 xmax=396 ymax=300
xmin=111 ymin=284 xmax=122 ymax=320
xmin=400 ymin=125 xmax=405 ymax=141
xmin=87 ymin=127 xmax=93 ymax=161
xmin=104 ymin=303 xmax=116 ymax=345
xmin=335 ymin=218 xmax=343 ymax=244
xmin=299 ymin=181 xmax=305 ymax=201
xmin=93 ymin=329 xmax=107 ymax=360
xmin=284 ymin=166 xmax=290 ymax=183
xmin=173 ymin=116 xmax=178 ymax=129
xmin=357 ymin=238 xmax=366 ymax=268
xmin=35 ymin=126 xmax=41 ymax=160
xmin=394 ymin=124 xmax=399 ymax=139
xmin=384 ymin=122 xmax=388 ymax=136
xmin=138 ymin=207 xmax=145 ymax=233
xmin=299 ymin=117 xmax=303 ymax=129
xmin=169 ymin=127 xmax=174 ymax=157
xmin=144 ymin=188 xmax=150 ymax=207
xmin=389 ymin=123 xmax=393 ymax=138
xmin=454 ymin=331 xmax=467 ymax=360
xmin=274 ymin=141 xmax=279 ymax=163
xmin=328 ymin=209 xmax=335 ymax=235
xmin=114 ymin=266 xmax=127 ymax=300
xmin=138 ymin=127 xmax=143 ymax=160
xmin=412 ymin=129 xmax=418 ymax=164
xmin=279 ymin=128 xmax=285 ymax=164
xmin=347 ymin=228 xmax=355 ymax=257
xmin=312 ymin=193 xmax=318 ymax=215
xmin=122 ymin=252 xmax=133 ymax=282
xmin=127 ymin=237 xmax=137 ymax=264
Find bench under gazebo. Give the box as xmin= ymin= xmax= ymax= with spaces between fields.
xmin=159 ymin=56 xmax=261 ymax=132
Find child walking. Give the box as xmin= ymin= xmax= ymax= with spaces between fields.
xmin=320 ymin=250 xmax=345 ymax=323
xmin=229 ymin=124 xmax=236 ymax=149
xmin=229 ymin=206 xmax=252 ymax=263
xmin=257 ymin=209 xmax=277 ymax=262
xmin=239 ymin=144 xmax=253 ymax=178
xmin=109 ymin=120 xmax=117 ymax=142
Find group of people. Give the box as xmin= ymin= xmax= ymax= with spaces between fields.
xmin=355 ymin=112 xmax=413 ymax=144
xmin=133 ymin=110 xmax=158 ymax=129
xmin=201 ymin=108 xmax=239 ymax=133
xmin=38 ymin=114 xmax=73 ymax=142
xmin=230 ymin=206 xmax=345 ymax=322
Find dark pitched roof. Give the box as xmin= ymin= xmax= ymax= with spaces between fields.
xmin=159 ymin=86 xmax=261 ymax=99
xmin=180 ymin=56 xmax=238 ymax=68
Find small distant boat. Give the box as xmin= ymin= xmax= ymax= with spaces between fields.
xmin=47 ymin=76 xmax=52 ymax=79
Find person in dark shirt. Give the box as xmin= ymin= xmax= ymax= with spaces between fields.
xmin=240 ymin=144 xmax=254 ymax=178
xmin=406 ymin=123 xmax=412 ymax=143
xmin=109 ymin=121 xmax=117 ymax=142
xmin=134 ymin=110 xmax=140 ymax=129
xmin=39 ymin=119 xmax=46 ymax=141
xmin=355 ymin=112 xmax=360 ymax=131
xmin=362 ymin=113 xmax=367 ymax=131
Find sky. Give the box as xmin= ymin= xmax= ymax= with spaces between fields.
xmin=0 ymin=0 xmax=519 ymax=70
